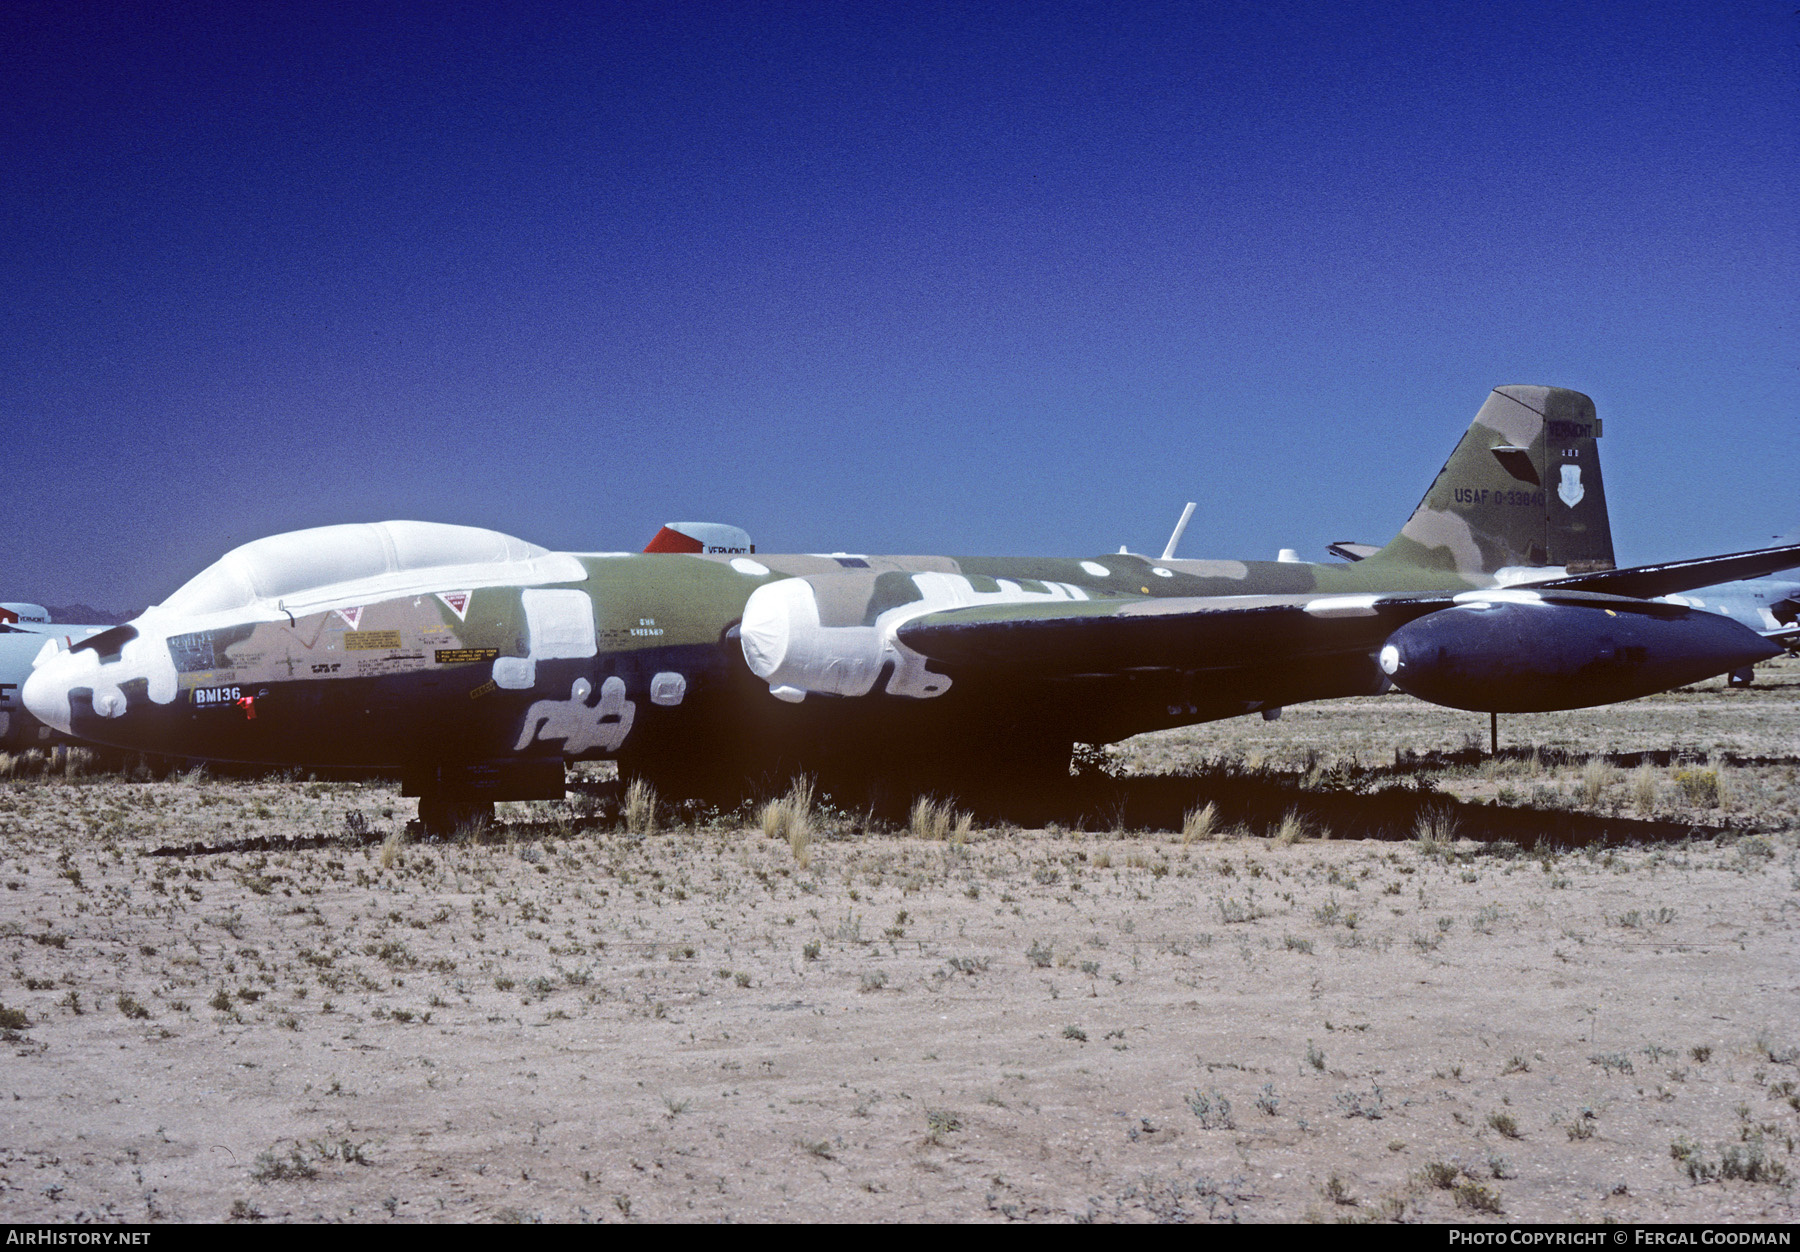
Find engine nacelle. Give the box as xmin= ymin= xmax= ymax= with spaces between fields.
xmin=738 ymin=570 xmax=1094 ymax=702
xmin=1379 ymin=597 xmax=1781 ymax=713
xmin=738 ymin=575 xmax=891 ymax=701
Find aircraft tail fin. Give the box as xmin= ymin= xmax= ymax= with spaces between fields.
xmin=1367 ymin=385 xmax=1615 ymax=578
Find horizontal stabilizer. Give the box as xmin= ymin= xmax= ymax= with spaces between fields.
xmin=1537 ymin=543 xmax=1800 ymax=599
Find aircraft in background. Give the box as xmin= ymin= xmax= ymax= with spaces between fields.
xmin=642 ymin=522 xmax=754 ymax=555
xmin=1659 ymin=577 xmax=1800 ymax=685
xmin=22 ymin=386 xmax=1797 ymax=829
xmin=1 ymin=605 xmax=110 ymax=751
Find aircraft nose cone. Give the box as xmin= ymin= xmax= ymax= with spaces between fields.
xmin=21 ymin=642 xmax=79 ymax=735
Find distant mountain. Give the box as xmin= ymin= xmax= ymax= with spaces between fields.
xmin=44 ymin=604 xmax=133 ymax=626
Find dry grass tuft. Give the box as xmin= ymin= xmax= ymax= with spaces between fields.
xmin=1 ymin=749 xmax=45 ymax=779
xmin=378 ymin=826 xmax=407 ymax=870
xmin=1413 ymin=806 xmax=1459 ymax=851
xmin=910 ymin=795 xmax=958 ymax=841
xmin=1180 ymin=801 xmax=1218 ymax=844
xmin=948 ymin=810 xmax=973 ymax=846
xmin=760 ymin=776 xmax=816 ymax=868
xmin=1271 ymin=808 xmax=1312 ymax=845
xmin=624 ymin=779 xmax=658 ymax=836
xmin=1579 ymin=759 xmax=1614 ymax=806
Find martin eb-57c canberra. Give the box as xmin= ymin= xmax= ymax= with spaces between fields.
xmin=23 ymin=387 xmax=1798 ymax=828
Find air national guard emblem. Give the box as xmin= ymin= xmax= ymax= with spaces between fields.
xmin=1558 ymin=464 xmax=1585 ymax=508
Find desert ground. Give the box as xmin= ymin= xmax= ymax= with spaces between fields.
xmin=2 ymin=661 xmax=1798 ymax=1224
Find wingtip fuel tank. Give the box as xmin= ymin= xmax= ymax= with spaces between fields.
xmin=1377 ymin=593 xmax=1782 ymax=713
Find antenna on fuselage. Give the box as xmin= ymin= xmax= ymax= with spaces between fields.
xmin=1160 ymin=502 xmax=1197 ymax=561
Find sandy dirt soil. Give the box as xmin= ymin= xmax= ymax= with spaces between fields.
xmin=2 ymin=670 xmax=1798 ymax=1224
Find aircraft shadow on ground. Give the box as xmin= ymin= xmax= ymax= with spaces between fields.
xmin=134 ymin=748 xmax=1795 ymax=857
xmin=595 ymin=751 xmax=1786 ymax=849
xmin=1035 ymin=772 xmax=1718 ymax=850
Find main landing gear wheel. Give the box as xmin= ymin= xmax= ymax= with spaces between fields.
xmin=415 ymin=797 xmax=495 ymax=838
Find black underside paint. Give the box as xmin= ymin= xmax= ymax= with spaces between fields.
xmin=62 ymin=635 xmax=1391 ymax=800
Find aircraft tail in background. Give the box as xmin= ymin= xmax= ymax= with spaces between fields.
xmin=643 ymin=522 xmax=755 ymax=555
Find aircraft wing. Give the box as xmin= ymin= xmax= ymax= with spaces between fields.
xmin=893 ymin=587 xmax=1778 ymax=717
xmin=1534 ymin=543 xmax=1800 ymax=599
xmin=895 ymin=591 xmax=1455 ymax=677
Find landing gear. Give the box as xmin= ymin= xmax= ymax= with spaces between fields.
xmin=1728 ymin=666 xmax=1756 ymax=688
xmin=401 ymin=758 xmax=565 ymax=837
xmin=414 ymin=796 xmax=495 ymax=837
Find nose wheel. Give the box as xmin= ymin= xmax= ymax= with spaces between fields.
xmin=414 ymin=796 xmax=495 ymax=837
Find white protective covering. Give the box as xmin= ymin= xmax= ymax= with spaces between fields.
xmin=649 ymin=672 xmax=687 ymax=706
xmin=157 ymin=522 xmax=553 ymax=617
xmin=521 ymin=589 xmax=598 ymax=660
xmin=25 ymin=521 xmax=587 ymax=731
xmin=740 ymin=571 xmax=1092 ymax=701
xmin=486 ymin=589 xmax=597 ymax=693
xmin=739 ymin=577 xmax=887 ymax=698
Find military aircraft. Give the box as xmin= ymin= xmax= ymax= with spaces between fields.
xmin=1 ymin=605 xmax=110 ymax=751
xmin=1660 ymin=578 xmax=1800 ymax=685
xmin=22 ymin=386 xmax=1799 ymax=830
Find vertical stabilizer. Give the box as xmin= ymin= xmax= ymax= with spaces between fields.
xmin=1369 ymin=386 xmax=1614 ymax=577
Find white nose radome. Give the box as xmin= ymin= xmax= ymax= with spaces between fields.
xmin=22 ymin=641 xmax=84 ymax=735
xmin=21 ymin=626 xmax=180 ymax=733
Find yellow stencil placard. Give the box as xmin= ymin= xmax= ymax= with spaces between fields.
xmin=344 ymin=630 xmax=402 ymax=650
xmin=436 ymin=648 xmax=500 ymax=664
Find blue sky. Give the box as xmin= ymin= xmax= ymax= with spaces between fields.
xmin=4 ymin=1 xmax=1795 ymax=611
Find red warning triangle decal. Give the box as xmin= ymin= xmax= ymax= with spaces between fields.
xmin=438 ymin=591 xmax=471 ymax=621
xmin=333 ymin=606 xmax=363 ymax=630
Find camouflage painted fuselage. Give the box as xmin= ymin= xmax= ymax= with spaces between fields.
xmin=31 ymin=548 xmax=1463 ymax=782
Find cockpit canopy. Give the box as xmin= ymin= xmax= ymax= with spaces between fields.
xmin=157 ymin=522 xmax=550 ymax=617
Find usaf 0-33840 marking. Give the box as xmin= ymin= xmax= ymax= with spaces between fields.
xmin=22 ymin=387 xmax=1796 ymax=830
